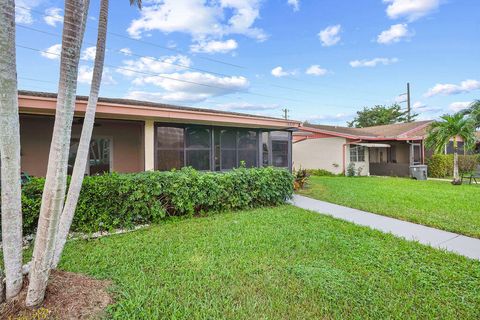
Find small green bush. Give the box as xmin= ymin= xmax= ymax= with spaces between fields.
xmin=306 ymin=169 xmax=337 ymax=177
xmin=293 ymin=168 xmax=309 ymax=190
xmin=427 ymin=154 xmax=480 ymax=178
xmin=459 ymin=155 xmax=480 ymax=174
xmin=4 ymin=167 xmax=293 ymax=236
xmin=427 ymin=154 xmax=453 ymax=178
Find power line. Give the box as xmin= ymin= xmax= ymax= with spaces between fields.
xmin=16 ymin=5 xmax=390 ymax=103
xmin=16 ymin=44 xmax=310 ymax=103
xmin=15 ymin=4 xmax=246 ymax=69
xmin=14 ymin=5 xmax=395 ymax=111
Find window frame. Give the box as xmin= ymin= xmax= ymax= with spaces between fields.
xmin=154 ymin=123 xmax=292 ymax=172
xmin=350 ymin=145 xmax=365 ymax=162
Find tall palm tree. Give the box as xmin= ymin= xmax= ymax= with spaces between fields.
xmin=51 ymin=0 xmax=110 ymax=269
xmin=0 ymin=0 xmax=24 ymax=301
xmin=26 ymin=0 xmax=90 ymax=307
xmin=52 ymin=0 xmax=142 ymax=268
xmin=425 ymin=113 xmax=476 ymax=183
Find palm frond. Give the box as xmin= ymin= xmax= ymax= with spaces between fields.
xmin=130 ymin=0 xmax=142 ymax=9
xmin=425 ymin=113 xmax=476 ymax=154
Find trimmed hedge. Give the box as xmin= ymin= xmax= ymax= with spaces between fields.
xmin=13 ymin=167 xmax=293 ymax=236
xmin=306 ymin=169 xmax=338 ymax=177
xmin=427 ymin=154 xmax=480 ymax=178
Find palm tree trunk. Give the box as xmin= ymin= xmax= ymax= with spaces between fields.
xmin=52 ymin=0 xmax=109 ymax=269
xmin=26 ymin=0 xmax=90 ymax=307
xmin=453 ymin=137 xmax=459 ymax=181
xmin=0 ymin=0 xmax=24 ymax=300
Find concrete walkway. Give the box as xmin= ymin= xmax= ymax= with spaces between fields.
xmin=291 ymin=195 xmax=480 ymax=260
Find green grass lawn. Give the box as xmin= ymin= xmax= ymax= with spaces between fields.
xmin=58 ymin=206 xmax=480 ymax=319
xmin=298 ymin=176 xmax=480 ymax=238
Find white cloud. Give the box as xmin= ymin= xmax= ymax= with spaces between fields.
xmin=304 ymin=113 xmax=354 ymax=125
xmin=40 ymin=43 xmax=61 ymax=59
xmin=127 ymin=0 xmax=266 ymax=41
xmin=306 ymin=65 xmax=328 ymax=76
xmin=271 ymin=66 xmax=295 ymax=77
xmin=77 ymin=65 xmax=116 ymax=85
xmin=425 ymin=80 xmax=480 ymax=97
xmin=287 ymin=0 xmax=300 ymax=11
xmin=119 ymin=48 xmax=133 ymax=56
xmin=217 ymin=102 xmax=279 ymax=111
xmin=318 ymin=24 xmax=341 ymax=47
xmin=118 ymin=55 xmax=249 ymax=103
xmin=44 ymin=7 xmax=63 ymax=27
xmin=349 ymin=57 xmax=399 ymax=68
xmin=449 ymin=101 xmax=473 ymax=112
xmin=377 ymin=24 xmax=412 ymax=44
xmin=117 ymin=55 xmax=192 ymax=77
xmin=124 ymin=72 xmax=248 ymax=104
xmin=384 ymin=0 xmax=440 ymax=21
xmin=412 ymin=101 xmax=442 ymax=113
xmin=15 ymin=0 xmax=42 ymax=24
xmin=190 ymin=39 xmax=238 ymax=54
xmin=81 ymin=46 xmax=97 ymax=61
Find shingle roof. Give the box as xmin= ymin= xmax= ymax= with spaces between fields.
xmin=302 ymin=120 xmax=433 ymax=140
xmin=18 ymin=90 xmax=298 ymax=123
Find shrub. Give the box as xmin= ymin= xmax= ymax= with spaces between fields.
xmin=346 ymin=163 xmax=356 ymax=177
xmin=3 ymin=167 xmax=293 ymax=236
xmin=293 ymin=168 xmax=309 ymax=190
xmin=306 ymin=169 xmax=337 ymax=177
xmin=459 ymin=155 xmax=480 ymax=174
xmin=427 ymin=154 xmax=453 ymax=178
xmin=427 ymin=154 xmax=480 ymax=178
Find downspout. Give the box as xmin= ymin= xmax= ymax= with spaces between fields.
xmin=421 ymin=139 xmax=425 ymax=164
xmin=342 ymin=139 xmax=362 ymax=174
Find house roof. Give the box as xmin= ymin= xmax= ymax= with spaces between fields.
xmin=18 ymin=90 xmax=301 ymax=129
xmin=298 ymin=120 xmax=433 ymax=141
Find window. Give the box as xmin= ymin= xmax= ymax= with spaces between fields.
xmin=262 ymin=131 xmax=290 ymax=168
xmin=350 ymin=145 xmax=365 ymax=162
xmin=68 ymin=137 xmax=111 ymax=175
xmin=238 ymin=130 xmax=258 ymax=167
xmin=156 ymin=127 xmax=184 ymax=171
xmin=89 ymin=138 xmax=111 ymax=175
xmin=154 ymin=125 xmax=291 ymax=171
xmin=262 ymin=132 xmax=269 ymax=166
xmin=272 ymin=140 xmax=288 ymax=167
xmin=412 ymin=143 xmax=422 ymax=165
xmin=219 ymin=129 xmax=236 ymax=170
xmin=185 ymin=127 xmax=211 ymax=170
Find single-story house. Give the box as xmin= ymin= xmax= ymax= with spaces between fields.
xmin=17 ymin=91 xmax=301 ymax=177
xmin=293 ymin=121 xmax=433 ymax=176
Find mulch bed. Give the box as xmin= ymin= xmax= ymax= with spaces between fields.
xmin=1 ymin=270 xmax=113 ymax=320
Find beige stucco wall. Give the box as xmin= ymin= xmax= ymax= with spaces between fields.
xmin=20 ymin=115 xmax=144 ymax=177
xmin=293 ymin=137 xmax=346 ymax=174
xmin=144 ymin=120 xmax=155 ymax=171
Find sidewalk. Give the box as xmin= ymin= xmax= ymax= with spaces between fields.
xmin=291 ymin=194 xmax=480 ymax=260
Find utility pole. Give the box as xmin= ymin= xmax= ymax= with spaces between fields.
xmin=398 ymin=82 xmax=412 ymax=122
xmin=406 ymin=82 xmax=411 ymax=122
xmin=282 ymin=108 xmax=289 ymax=120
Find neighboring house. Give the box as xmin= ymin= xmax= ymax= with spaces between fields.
xmin=17 ymin=91 xmax=300 ymax=177
xmin=293 ymin=121 xmax=433 ymax=176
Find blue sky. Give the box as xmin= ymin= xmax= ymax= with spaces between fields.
xmin=14 ymin=0 xmax=480 ymax=125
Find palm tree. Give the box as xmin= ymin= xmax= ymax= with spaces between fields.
xmin=26 ymin=0 xmax=90 ymax=307
xmin=52 ymin=0 xmax=142 ymax=268
xmin=425 ymin=113 xmax=476 ymax=183
xmin=51 ymin=0 xmax=110 ymax=269
xmin=0 ymin=0 xmax=24 ymax=300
